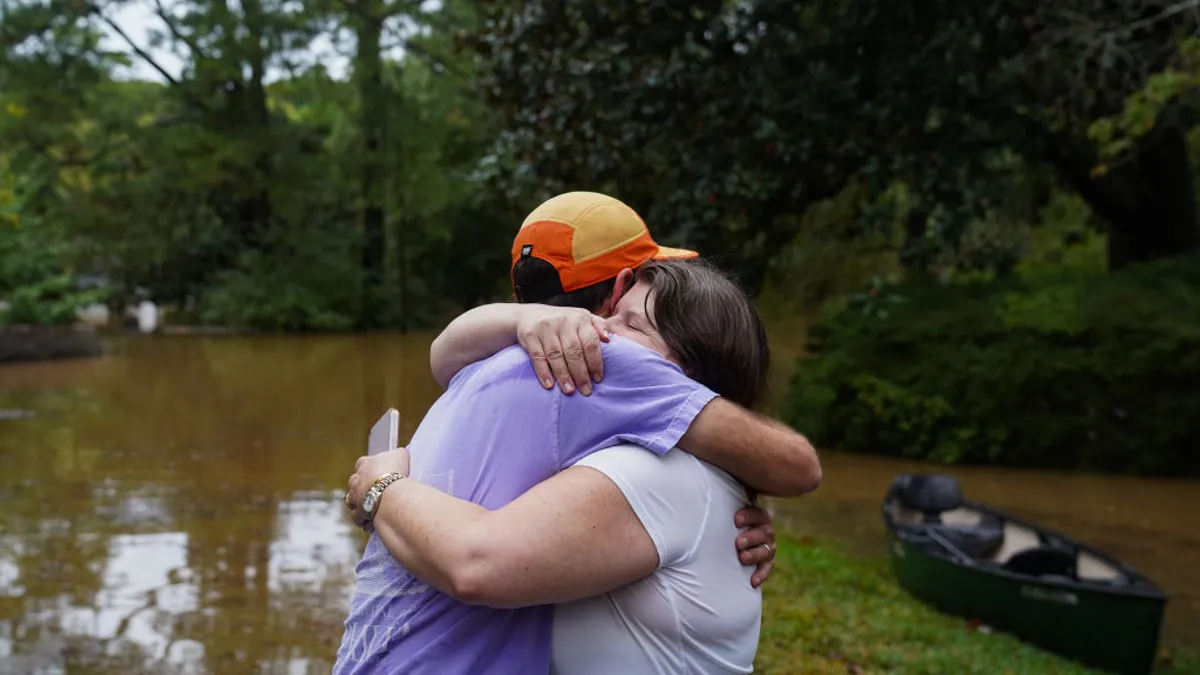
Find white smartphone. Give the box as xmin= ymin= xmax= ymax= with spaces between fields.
xmin=367 ymin=408 xmax=400 ymax=456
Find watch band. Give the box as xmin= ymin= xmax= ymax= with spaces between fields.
xmin=362 ymin=472 xmax=405 ymax=522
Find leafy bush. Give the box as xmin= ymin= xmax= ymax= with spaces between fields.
xmin=2 ymin=273 xmax=105 ymax=325
xmin=197 ymin=245 xmax=359 ymax=332
xmin=760 ymin=184 xmax=902 ymax=313
xmin=782 ymin=257 xmax=1200 ymax=475
xmin=0 ymin=221 xmax=106 ymax=326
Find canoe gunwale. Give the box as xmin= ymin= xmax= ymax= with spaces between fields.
xmin=881 ymin=488 xmax=1168 ymax=602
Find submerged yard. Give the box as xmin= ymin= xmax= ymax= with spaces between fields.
xmin=755 ymin=536 xmax=1200 ymax=675
xmin=3 ymin=338 xmax=1196 ymax=673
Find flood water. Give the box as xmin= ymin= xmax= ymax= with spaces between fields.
xmin=0 ymin=334 xmax=1197 ymax=673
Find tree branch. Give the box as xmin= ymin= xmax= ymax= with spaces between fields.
xmin=151 ymin=0 xmax=206 ymax=60
xmin=85 ymin=2 xmax=181 ymax=86
xmin=1125 ymin=0 xmax=1200 ymax=35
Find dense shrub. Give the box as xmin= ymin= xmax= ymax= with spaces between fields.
xmin=197 ymin=246 xmax=359 ymax=332
xmin=782 ymin=257 xmax=1200 ymax=475
xmin=0 ymin=224 xmax=105 ymax=326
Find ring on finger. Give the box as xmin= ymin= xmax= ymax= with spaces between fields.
xmin=344 ymin=491 xmax=354 ymax=510
xmin=760 ymin=543 xmax=772 ymax=558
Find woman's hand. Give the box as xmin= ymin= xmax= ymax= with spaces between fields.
xmin=734 ymin=505 xmax=777 ymax=588
xmin=346 ymin=447 xmax=411 ymax=529
xmin=515 ymin=305 xmax=609 ymax=396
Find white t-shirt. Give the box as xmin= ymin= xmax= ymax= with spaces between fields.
xmin=550 ymin=444 xmax=763 ymax=675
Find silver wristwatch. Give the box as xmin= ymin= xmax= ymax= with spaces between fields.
xmin=362 ymin=472 xmax=404 ymax=520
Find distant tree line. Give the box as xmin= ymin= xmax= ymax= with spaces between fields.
xmin=3 ymin=0 xmax=1199 ymax=330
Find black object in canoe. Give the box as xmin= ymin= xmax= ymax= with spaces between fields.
xmin=882 ymin=474 xmax=1168 ymax=675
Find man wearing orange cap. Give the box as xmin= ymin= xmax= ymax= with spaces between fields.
xmin=431 ymin=191 xmax=817 ymax=493
xmin=336 ymin=192 xmax=821 ymax=675
xmin=431 ymin=191 xmax=733 ymax=394
xmin=510 ymin=190 xmax=700 ymax=303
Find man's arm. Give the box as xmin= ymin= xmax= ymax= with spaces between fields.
xmin=679 ymin=399 xmax=822 ymax=497
xmin=437 ymin=304 xmax=822 ymax=497
xmin=555 ymin=340 xmax=822 ymax=498
xmin=429 ymin=304 xmax=525 ymax=387
xmin=429 ymin=303 xmax=607 ymax=392
xmin=367 ymin=465 xmax=659 ymax=609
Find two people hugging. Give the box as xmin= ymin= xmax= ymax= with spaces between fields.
xmin=339 ymin=191 xmax=822 ymax=674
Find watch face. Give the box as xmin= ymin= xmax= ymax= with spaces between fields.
xmin=363 ymin=491 xmax=377 ymax=513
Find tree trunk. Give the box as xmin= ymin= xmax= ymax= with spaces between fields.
xmin=899 ymin=206 xmax=935 ymax=274
xmin=213 ymin=0 xmax=273 ymax=252
xmin=1107 ymin=125 xmax=1200 ymax=267
xmin=243 ymin=0 xmax=272 ymax=249
xmin=396 ymin=211 xmax=409 ymax=333
xmin=355 ymin=8 xmax=387 ymax=330
xmin=1046 ymin=124 xmax=1200 ymax=269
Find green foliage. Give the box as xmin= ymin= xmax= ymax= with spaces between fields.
xmin=0 ymin=208 xmax=105 ymax=326
xmin=196 ymin=241 xmax=359 ymax=333
xmin=1 ymin=273 xmax=104 ymax=326
xmin=783 ymin=257 xmax=1200 ymax=476
xmin=1089 ymin=37 xmax=1200 ymax=168
xmin=468 ymin=0 xmax=1200 ymax=277
xmin=4 ymin=0 xmax=1198 ymax=333
xmin=1015 ymin=192 xmax=1108 ymax=279
xmin=0 ymin=0 xmax=501 ymax=332
xmin=759 ymin=183 xmax=903 ymax=314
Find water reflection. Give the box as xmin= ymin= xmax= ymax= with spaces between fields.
xmin=0 ymin=334 xmax=1197 ymax=673
xmin=0 ymin=334 xmax=441 ymax=674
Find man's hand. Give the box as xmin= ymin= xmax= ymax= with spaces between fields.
xmin=346 ymin=448 xmax=411 ymax=529
xmin=515 ymin=305 xmax=609 ymax=395
xmin=734 ymin=505 xmax=776 ymax=588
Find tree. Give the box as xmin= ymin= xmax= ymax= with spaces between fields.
xmin=467 ymin=0 xmax=1200 ymax=284
xmin=1 ymin=0 xmax=503 ymax=331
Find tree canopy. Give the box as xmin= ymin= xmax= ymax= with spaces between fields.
xmin=1 ymin=0 xmax=508 ymax=330
xmin=2 ymin=0 xmax=1199 ymax=329
xmin=467 ymin=0 xmax=1200 ymax=286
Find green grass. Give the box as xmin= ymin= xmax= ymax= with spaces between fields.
xmin=755 ymin=536 xmax=1200 ymax=675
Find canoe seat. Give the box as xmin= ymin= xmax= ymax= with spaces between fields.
xmin=928 ymin=512 xmax=1006 ymax=559
xmin=890 ymin=475 xmax=1006 ymax=559
xmin=1077 ymin=551 xmax=1126 ymax=583
xmin=1002 ymin=546 xmax=1077 ymax=579
xmin=990 ymin=521 xmax=1041 ymax=564
xmin=894 ymin=474 xmax=964 ymax=518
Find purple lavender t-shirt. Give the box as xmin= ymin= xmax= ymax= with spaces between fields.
xmin=333 ymin=336 xmax=718 ymax=675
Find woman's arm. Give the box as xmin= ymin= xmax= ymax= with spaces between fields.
xmin=363 ymin=459 xmax=659 ymax=609
xmin=429 ymin=303 xmax=607 ymax=393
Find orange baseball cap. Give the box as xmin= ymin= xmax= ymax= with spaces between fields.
xmin=511 ymin=191 xmax=698 ymax=303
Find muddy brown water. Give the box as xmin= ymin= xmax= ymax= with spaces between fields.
xmin=0 ymin=334 xmax=1196 ymax=673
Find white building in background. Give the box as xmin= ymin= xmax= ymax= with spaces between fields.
xmin=137 ymin=301 xmax=159 ymax=333
xmin=77 ymin=303 xmax=110 ymax=326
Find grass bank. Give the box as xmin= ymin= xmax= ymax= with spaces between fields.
xmin=754 ymin=536 xmax=1200 ymax=674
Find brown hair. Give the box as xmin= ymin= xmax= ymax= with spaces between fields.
xmin=638 ymin=259 xmax=770 ymax=410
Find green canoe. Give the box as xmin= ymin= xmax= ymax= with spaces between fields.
xmin=883 ymin=474 xmax=1168 ymax=675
